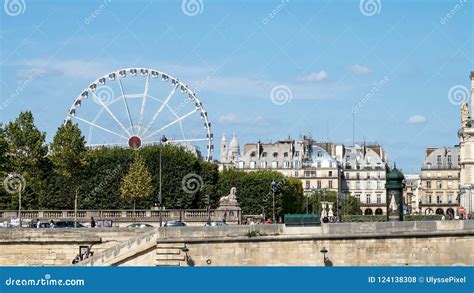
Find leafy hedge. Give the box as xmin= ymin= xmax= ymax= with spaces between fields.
xmin=342 ymin=215 xmax=386 ymax=222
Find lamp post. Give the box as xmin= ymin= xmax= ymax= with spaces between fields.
xmin=206 ymin=194 xmax=211 ymax=223
xmin=18 ymin=180 xmax=22 ymax=228
xmin=320 ymin=247 xmax=328 ymax=265
xmin=159 ymin=147 xmax=163 ymax=227
xmin=271 ymin=179 xmax=277 ymax=223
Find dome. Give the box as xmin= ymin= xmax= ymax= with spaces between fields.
xmin=230 ymin=133 xmax=239 ymax=149
xmin=387 ymin=168 xmax=404 ymax=181
xmin=221 ymin=133 xmax=227 ymax=142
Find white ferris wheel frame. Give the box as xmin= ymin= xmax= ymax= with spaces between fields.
xmin=65 ymin=67 xmax=214 ymax=161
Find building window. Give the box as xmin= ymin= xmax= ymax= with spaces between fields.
xmin=376 ymin=181 xmax=381 ymax=190
xmin=356 ymin=181 xmax=361 ymax=189
xmin=283 ymin=161 xmax=289 ymax=168
xmin=447 ymin=155 xmax=452 ymax=164
xmin=436 ymin=181 xmax=442 ymax=188
xmin=376 ymin=194 xmax=381 ymax=204
xmin=271 ymin=161 xmax=278 ymax=168
xmin=317 ymin=180 xmax=322 ymax=189
xmin=366 ymin=181 xmax=371 ymax=189
xmin=295 ymin=171 xmax=299 ymax=177
xmin=426 ymin=181 xmax=431 ymax=188
xmin=366 ymin=194 xmax=371 ymax=204
xmin=260 ymin=161 xmax=267 ymax=168
xmin=317 ymin=152 xmax=322 ymax=157
xmin=447 ymin=181 xmax=452 ymax=189
xmin=329 ymin=180 xmax=333 ymax=189
xmin=250 ymin=161 xmax=256 ymax=169
xmin=436 ymin=195 xmax=442 ymax=204
xmin=317 ymin=161 xmax=321 ymax=168
xmin=305 ymin=180 xmax=310 ymax=189
xmin=273 ymin=152 xmax=278 ymax=157
xmin=356 ymin=173 xmax=360 ymax=179
xmin=284 ymin=152 xmax=289 ymax=157
xmin=427 ymin=194 xmax=432 ymax=204
xmin=355 ymin=194 xmax=361 ymax=202
xmin=294 ymin=161 xmax=301 ymax=168
xmin=427 ymin=172 xmax=432 ymax=177
xmin=295 ymin=151 xmax=299 ymax=157
xmin=328 ymin=171 xmax=333 ymax=177
xmin=250 ymin=152 xmax=256 ymax=157
xmin=367 ymin=173 xmax=371 ymax=179
xmin=238 ymin=162 xmax=244 ymax=168
xmin=262 ymin=152 xmax=267 ymax=158
xmin=447 ymin=194 xmax=452 ymax=203
xmin=437 ymin=155 xmax=441 ymax=164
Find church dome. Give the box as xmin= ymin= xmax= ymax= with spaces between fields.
xmin=230 ymin=134 xmax=239 ymax=149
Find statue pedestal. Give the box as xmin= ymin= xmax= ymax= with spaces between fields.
xmin=216 ymin=187 xmax=241 ymax=224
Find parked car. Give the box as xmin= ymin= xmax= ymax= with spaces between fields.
xmin=204 ymin=221 xmax=228 ymax=227
xmin=54 ymin=221 xmax=85 ymax=228
xmin=164 ymin=221 xmax=187 ymax=227
xmin=127 ymin=223 xmax=154 ymax=228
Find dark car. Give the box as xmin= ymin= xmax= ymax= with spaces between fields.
xmin=164 ymin=221 xmax=187 ymax=227
xmin=54 ymin=221 xmax=85 ymax=228
xmin=205 ymin=221 xmax=228 ymax=227
xmin=127 ymin=223 xmax=154 ymax=228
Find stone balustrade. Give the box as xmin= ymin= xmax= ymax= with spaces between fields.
xmin=0 ymin=209 xmax=240 ymax=223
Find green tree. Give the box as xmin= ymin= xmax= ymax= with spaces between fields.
xmin=0 ymin=125 xmax=10 ymax=209
xmin=47 ymin=121 xmax=87 ymax=209
xmin=120 ymin=153 xmax=154 ymax=214
xmin=307 ymin=190 xmax=361 ymax=216
xmin=217 ymin=170 xmax=305 ymax=220
xmin=4 ymin=111 xmax=50 ymax=209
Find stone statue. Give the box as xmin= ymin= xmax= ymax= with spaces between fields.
xmin=461 ymin=102 xmax=469 ymax=126
xmin=389 ymin=194 xmax=398 ymax=214
xmin=219 ymin=187 xmax=238 ymax=205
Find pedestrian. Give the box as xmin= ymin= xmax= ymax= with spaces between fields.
xmin=90 ymin=217 xmax=96 ymax=228
xmin=441 ymin=215 xmax=445 ymax=221
xmin=36 ymin=218 xmax=41 ymax=228
xmin=49 ymin=220 xmax=55 ymax=228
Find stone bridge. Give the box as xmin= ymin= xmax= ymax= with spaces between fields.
xmin=1 ymin=221 xmax=473 ymax=266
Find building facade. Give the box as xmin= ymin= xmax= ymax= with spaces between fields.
xmin=458 ymin=71 xmax=474 ymax=216
xmin=339 ymin=144 xmax=389 ymax=215
xmin=403 ymin=174 xmax=421 ymax=214
xmin=419 ymin=147 xmax=460 ymax=216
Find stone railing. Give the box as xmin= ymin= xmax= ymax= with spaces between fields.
xmin=0 ymin=209 xmax=240 ymax=223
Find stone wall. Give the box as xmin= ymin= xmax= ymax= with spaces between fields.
xmin=1 ymin=222 xmax=473 ymax=266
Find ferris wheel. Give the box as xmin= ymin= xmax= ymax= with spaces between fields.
xmin=65 ymin=68 xmax=213 ymax=161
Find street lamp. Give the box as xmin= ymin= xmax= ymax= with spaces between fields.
xmin=320 ymin=247 xmax=329 ymax=265
xmin=159 ymin=147 xmax=163 ymax=227
xmin=271 ymin=179 xmax=277 ymax=223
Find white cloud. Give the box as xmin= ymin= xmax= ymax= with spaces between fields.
xmin=407 ymin=115 xmax=427 ymax=124
xmin=350 ymin=64 xmax=371 ymax=74
xmin=297 ymin=70 xmax=328 ymax=82
xmin=16 ymin=59 xmax=110 ymax=80
xmin=218 ymin=112 xmax=269 ymax=126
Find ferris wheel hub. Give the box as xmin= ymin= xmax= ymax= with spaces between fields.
xmin=128 ymin=135 xmax=142 ymax=149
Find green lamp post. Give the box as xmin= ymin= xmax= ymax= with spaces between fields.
xmin=385 ymin=166 xmax=405 ymax=221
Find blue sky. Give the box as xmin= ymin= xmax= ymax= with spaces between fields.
xmin=0 ymin=0 xmax=472 ymax=173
